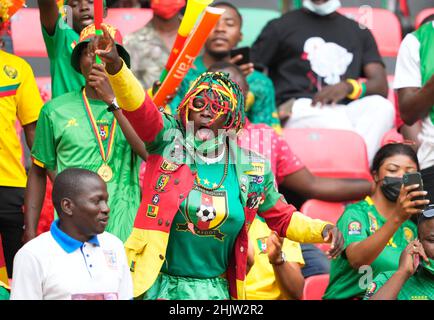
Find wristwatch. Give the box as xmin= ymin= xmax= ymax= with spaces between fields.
xmin=107 ymin=97 xmax=120 ymax=112
xmin=270 ymin=251 xmax=286 ymax=266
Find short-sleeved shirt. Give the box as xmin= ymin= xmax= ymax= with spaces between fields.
xmin=238 ymin=121 xmax=304 ymax=185
xmin=123 ymin=22 xmax=170 ymax=90
xmin=0 ymin=50 xmax=43 ymax=187
xmin=11 ymin=220 xmax=133 ymax=300
xmin=394 ymin=23 xmax=434 ymax=170
xmin=364 ymin=270 xmax=434 ymax=300
xmin=162 ymin=156 xmax=245 ymax=278
xmin=245 ymin=216 xmax=304 ymax=300
xmin=323 ymin=197 xmax=417 ymax=299
xmin=251 ymin=9 xmax=383 ymax=106
xmin=31 ymin=91 xmax=141 ymax=242
xmin=168 ymin=56 xmax=281 ymax=130
xmin=42 ymin=15 xmax=85 ymax=98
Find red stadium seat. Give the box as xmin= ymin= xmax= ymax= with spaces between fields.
xmin=282 ymin=128 xmax=371 ymax=180
xmin=381 ymin=128 xmax=404 ymax=146
xmin=414 ymin=8 xmax=434 ymax=29
xmin=301 ymin=199 xmax=346 ymax=252
xmin=36 ymin=77 xmax=52 ymax=102
xmin=337 ymin=7 xmax=402 ymax=57
xmin=105 ymin=8 xmax=153 ymax=38
xmin=300 ymin=199 xmax=346 ymax=225
xmin=302 ymin=274 xmax=330 ymax=300
xmin=10 ymin=8 xmax=47 ymax=57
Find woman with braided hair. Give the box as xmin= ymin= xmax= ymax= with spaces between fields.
xmin=94 ymin=27 xmax=345 ymax=300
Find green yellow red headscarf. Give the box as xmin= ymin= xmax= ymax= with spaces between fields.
xmin=178 ymin=71 xmax=246 ymax=133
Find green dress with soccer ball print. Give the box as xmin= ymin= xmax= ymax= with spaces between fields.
xmin=144 ymin=154 xmax=245 ymax=300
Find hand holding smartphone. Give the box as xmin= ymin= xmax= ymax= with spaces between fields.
xmin=230 ymin=46 xmax=251 ymax=66
xmin=403 ymin=172 xmax=427 ymax=210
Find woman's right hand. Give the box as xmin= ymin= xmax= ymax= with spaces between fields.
xmin=398 ymin=240 xmax=429 ymax=277
xmin=396 ymin=184 xmax=430 ymax=222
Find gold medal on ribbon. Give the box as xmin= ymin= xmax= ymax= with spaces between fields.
xmin=82 ymin=89 xmax=117 ymax=184
xmin=98 ymin=163 xmax=113 ymax=182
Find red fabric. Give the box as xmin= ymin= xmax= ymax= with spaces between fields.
xmin=240 ymin=121 xmax=305 ymax=185
xmin=302 ymin=274 xmax=330 ymax=300
xmin=37 ymin=180 xmax=54 ymax=235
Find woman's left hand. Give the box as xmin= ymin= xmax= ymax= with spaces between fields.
xmin=322 ymin=224 xmax=344 ymax=259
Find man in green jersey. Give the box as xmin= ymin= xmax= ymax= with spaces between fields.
xmin=37 ymin=0 xmax=107 ymax=98
xmin=168 ymin=1 xmax=281 ymax=132
xmin=365 ymin=207 xmax=434 ymax=300
xmin=24 ymin=24 xmax=141 ymax=244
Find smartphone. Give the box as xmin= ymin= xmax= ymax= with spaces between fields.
xmin=403 ymin=172 xmax=426 ymax=210
xmin=230 ymin=46 xmax=250 ymax=65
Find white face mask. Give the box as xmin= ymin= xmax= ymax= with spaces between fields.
xmin=303 ymin=0 xmax=341 ymax=16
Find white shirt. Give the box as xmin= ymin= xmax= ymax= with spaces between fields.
xmin=394 ymin=25 xmax=434 ymax=170
xmin=11 ymin=224 xmax=133 ymax=300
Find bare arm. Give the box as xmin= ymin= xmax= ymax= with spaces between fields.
xmin=363 ymin=62 xmax=389 ymax=98
xmin=279 ymin=167 xmax=373 ymax=202
xmin=398 ymin=81 xmax=434 ymax=125
xmin=112 ymin=109 xmax=148 ymax=161
xmin=37 ymin=0 xmax=60 ymax=35
xmin=23 ymin=163 xmax=47 ymax=243
xmin=267 ymin=233 xmax=304 ymax=300
xmin=22 ymin=122 xmax=37 ymax=149
xmin=370 ymin=240 xmax=428 ymax=300
xmin=346 ymin=185 xmax=428 ymax=269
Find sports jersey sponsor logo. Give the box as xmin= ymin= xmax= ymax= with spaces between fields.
xmin=244 ymin=162 xmax=265 ymax=176
xmin=160 ymin=159 xmax=180 ymax=172
xmin=151 ymin=194 xmax=160 ymax=205
xmin=247 ymin=192 xmax=265 ymax=210
xmin=365 ymin=282 xmax=377 ymax=298
xmin=3 ymin=65 xmax=18 ymax=79
xmin=155 ymin=174 xmax=170 ymax=192
xmin=177 ymin=187 xmax=228 ymax=240
xmin=368 ymin=212 xmax=378 ymax=233
xmin=403 ymin=227 xmax=414 ymax=243
xmin=252 ymin=175 xmax=264 ymax=184
xmin=348 ymin=221 xmax=362 ymax=235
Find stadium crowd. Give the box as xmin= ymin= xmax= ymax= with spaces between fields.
xmin=0 ymin=0 xmax=434 ymax=300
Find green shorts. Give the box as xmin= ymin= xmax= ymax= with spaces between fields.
xmin=141 ymin=273 xmax=230 ymax=300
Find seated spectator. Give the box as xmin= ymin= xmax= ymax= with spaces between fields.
xmin=124 ymin=0 xmax=185 ymax=89
xmin=208 ymin=61 xmax=373 ymax=280
xmin=169 ymin=1 xmax=281 ymax=131
xmin=251 ymin=0 xmax=395 ymax=164
xmin=365 ymin=207 xmax=434 ymax=300
xmin=246 ymin=216 xmax=305 ymax=300
xmin=395 ymin=12 xmax=434 ymax=205
xmin=11 ymin=168 xmax=133 ymax=300
xmin=323 ymin=143 xmax=429 ymax=299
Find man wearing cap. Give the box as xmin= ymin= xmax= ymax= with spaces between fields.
xmin=0 ymin=13 xmax=44 ymax=278
xmin=365 ymin=206 xmax=434 ymax=300
xmin=24 ymin=24 xmax=141 ymax=245
xmin=37 ymin=0 xmax=107 ymax=98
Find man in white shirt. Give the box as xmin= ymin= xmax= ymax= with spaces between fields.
xmin=11 ymin=168 xmax=133 ymax=300
xmin=394 ymin=19 xmax=434 ymax=204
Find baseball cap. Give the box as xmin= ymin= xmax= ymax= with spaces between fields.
xmin=70 ymin=23 xmax=130 ymax=73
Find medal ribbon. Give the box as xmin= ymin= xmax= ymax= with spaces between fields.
xmin=82 ymin=89 xmax=117 ymax=163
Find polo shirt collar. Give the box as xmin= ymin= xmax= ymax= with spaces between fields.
xmin=50 ymin=220 xmax=100 ymax=253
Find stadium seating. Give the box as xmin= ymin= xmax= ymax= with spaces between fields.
xmin=282 ymin=128 xmax=371 ymax=180
xmin=337 ymin=7 xmax=402 ymax=57
xmin=381 ymin=128 xmax=404 ymax=146
xmin=238 ymin=8 xmax=281 ymax=47
xmin=105 ymin=8 xmax=153 ymax=38
xmin=10 ymin=8 xmax=152 ymax=58
xmin=300 ymin=199 xmax=346 ymax=252
xmin=302 ymin=274 xmax=330 ymax=300
xmin=414 ymin=8 xmax=434 ymax=29
xmin=10 ymin=8 xmax=47 ymax=57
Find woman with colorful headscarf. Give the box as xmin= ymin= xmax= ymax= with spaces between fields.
xmin=94 ymin=26 xmax=345 ymax=300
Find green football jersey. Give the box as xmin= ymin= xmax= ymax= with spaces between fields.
xmin=364 ymin=270 xmax=434 ymax=300
xmin=42 ymin=15 xmax=85 ymax=98
xmin=162 ymin=157 xmax=245 ymax=278
xmin=31 ymin=91 xmax=141 ymax=242
xmin=323 ymin=197 xmax=417 ymax=299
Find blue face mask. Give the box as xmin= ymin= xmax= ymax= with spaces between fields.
xmin=303 ymin=0 xmax=341 ymax=16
